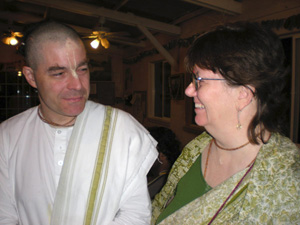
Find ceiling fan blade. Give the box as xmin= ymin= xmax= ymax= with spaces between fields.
xmin=82 ymin=35 xmax=97 ymax=39
xmin=13 ymin=32 xmax=23 ymax=37
xmin=92 ymin=31 xmax=106 ymax=36
xmin=100 ymin=38 xmax=110 ymax=49
xmin=104 ymin=31 xmax=130 ymax=37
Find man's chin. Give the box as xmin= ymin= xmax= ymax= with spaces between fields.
xmin=65 ymin=101 xmax=87 ymax=116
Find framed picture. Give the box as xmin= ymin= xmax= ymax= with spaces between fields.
xmin=169 ymin=73 xmax=184 ymax=100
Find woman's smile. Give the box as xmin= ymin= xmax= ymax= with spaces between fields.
xmin=195 ymin=103 xmax=205 ymax=109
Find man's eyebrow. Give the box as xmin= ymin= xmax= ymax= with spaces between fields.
xmin=77 ymin=60 xmax=89 ymax=68
xmin=47 ymin=66 xmax=66 ymax=72
xmin=46 ymin=60 xmax=89 ymax=72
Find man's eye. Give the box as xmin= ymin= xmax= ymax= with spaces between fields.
xmin=52 ymin=72 xmax=64 ymax=76
xmin=78 ymin=67 xmax=89 ymax=74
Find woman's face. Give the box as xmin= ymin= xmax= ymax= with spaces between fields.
xmin=185 ymin=65 xmax=239 ymax=131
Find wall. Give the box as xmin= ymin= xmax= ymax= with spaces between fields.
xmin=0 ymin=42 xmax=23 ymax=64
xmin=122 ymin=0 xmax=300 ymax=147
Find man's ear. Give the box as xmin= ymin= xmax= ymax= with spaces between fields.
xmin=22 ymin=66 xmax=37 ymax=88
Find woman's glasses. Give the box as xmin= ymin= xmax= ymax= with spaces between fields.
xmin=192 ymin=73 xmax=256 ymax=96
xmin=192 ymin=73 xmax=225 ymax=90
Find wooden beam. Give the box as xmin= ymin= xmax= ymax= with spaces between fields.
xmin=172 ymin=8 xmax=209 ymax=25
xmin=0 ymin=11 xmax=42 ymax=24
xmin=137 ymin=24 xmax=177 ymax=69
xmin=182 ymin=0 xmax=242 ymax=15
xmin=16 ymin=0 xmax=181 ymax=35
xmin=113 ymin=0 xmax=129 ymax=10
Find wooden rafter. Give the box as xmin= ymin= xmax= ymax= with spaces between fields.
xmin=16 ymin=0 xmax=181 ymax=36
xmin=182 ymin=0 xmax=242 ymax=15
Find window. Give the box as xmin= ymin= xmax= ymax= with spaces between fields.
xmin=281 ymin=34 xmax=300 ymax=144
xmin=150 ymin=61 xmax=171 ymax=118
xmin=0 ymin=71 xmax=39 ymax=122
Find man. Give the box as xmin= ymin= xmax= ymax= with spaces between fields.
xmin=0 ymin=20 xmax=158 ymax=225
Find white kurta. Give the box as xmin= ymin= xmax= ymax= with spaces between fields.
xmin=0 ymin=101 xmax=158 ymax=225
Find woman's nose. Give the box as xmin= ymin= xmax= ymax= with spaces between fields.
xmin=185 ymin=82 xmax=197 ymax=97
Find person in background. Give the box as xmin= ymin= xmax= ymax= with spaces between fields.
xmin=152 ymin=21 xmax=300 ymax=224
xmin=147 ymin=127 xmax=181 ymax=200
xmin=0 ymin=20 xmax=158 ymax=225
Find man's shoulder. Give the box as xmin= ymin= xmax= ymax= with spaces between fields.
xmin=87 ymin=101 xmax=134 ymax=120
xmin=0 ymin=107 xmax=38 ymax=130
xmin=86 ymin=101 xmax=148 ymax=133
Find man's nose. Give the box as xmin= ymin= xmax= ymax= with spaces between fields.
xmin=67 ymin=73 xmax=82 ymax=90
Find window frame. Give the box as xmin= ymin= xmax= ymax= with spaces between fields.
xmin=148 ymin=60 xmax=171 ymax=123
xmin=281 ymin=33 xmax=300 ymax=144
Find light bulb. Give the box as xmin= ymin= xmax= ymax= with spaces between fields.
xmin=2 ymin=36 xmax=17 ymax=45
xmin=90 ymin=39 xmax=100 ymax=49
xmin=9 ymin=37 xmax=18 ymax=45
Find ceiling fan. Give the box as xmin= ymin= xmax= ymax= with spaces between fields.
xmin=1 ymin=29 xmax=23 ymax=46
xmin=82 ymin=26 xmax=129 ymax=49
xmin=81 ymin=17 xmax=141 ymax=49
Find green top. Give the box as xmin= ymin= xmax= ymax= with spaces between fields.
xmin=156 ymin=154 xmax=211 ymax=224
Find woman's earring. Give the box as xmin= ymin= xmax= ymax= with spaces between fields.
xmin=236 ymin=110 xmax=242 ymax=130
xmin=157 ymin=157 xmax=163 ymax=164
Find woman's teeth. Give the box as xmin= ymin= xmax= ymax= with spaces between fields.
xmin=195 ymin=103 xmax=205 ymax=109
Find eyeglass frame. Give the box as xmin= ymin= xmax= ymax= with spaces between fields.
xmin=192 ymin=72 xmax=225 ymax=90
xmin=192 ymin=72 xmax=256 ymax=96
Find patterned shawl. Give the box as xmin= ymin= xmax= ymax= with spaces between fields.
xmin=152 ymin=132 xmax=300 ymax=224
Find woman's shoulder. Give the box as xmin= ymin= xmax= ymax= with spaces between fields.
xmin=243 ymin=134 xmax=300 ymax=222
xmin=169 ymin=132 xmax=211 ymax=175
xmin=261 ymin=133 xmax=300 ymax=169
xmin=253 ymin=132 xmax=300 ymax=196
xmin=183 ymin=131 xmax=212 ymax=154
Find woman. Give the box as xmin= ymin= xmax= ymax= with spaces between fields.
xmin=151 ymin=22 xmax=300 ymax=224
xmin=147 ymin=127 xmax=181 ymax=200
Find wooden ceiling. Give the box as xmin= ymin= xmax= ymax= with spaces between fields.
xmin=0 ymin=0 xmax=242 ymax=50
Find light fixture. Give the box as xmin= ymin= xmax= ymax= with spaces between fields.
xmin=90 ymin=38 xmax=100 ymax=49
xmin=2 ymin=30 xmax=23 ymax=46
xmin=100 ymin=38 xmax=110 ymax=49
xmin=18 ymin=71 xmax=22 ymax=77
xmin=2 ymin=36 xmax=18 ymax=45
xmin=90 ymin=37 xmax=110 ymax=49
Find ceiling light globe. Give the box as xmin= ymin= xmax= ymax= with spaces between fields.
xmin=9 ymin=37 xmax=18 ymax=45
xmin=91 ymin=39 xmax=100 ymax=49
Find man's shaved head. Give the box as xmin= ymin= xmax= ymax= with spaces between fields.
xmin=24 ymin=20 xmax=84 ymax=70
